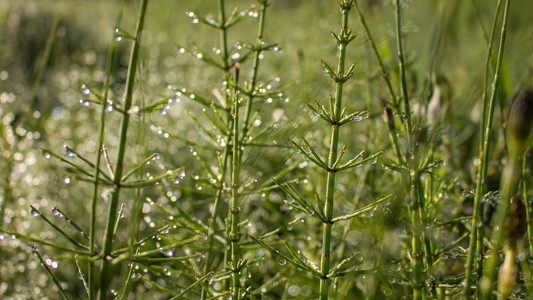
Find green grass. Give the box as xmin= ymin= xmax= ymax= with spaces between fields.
xmin=2 ymin=0 xmax=533 ymax=298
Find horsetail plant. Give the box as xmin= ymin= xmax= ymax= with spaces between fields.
xmin=13 ymin=0 xmax=194 ymax=298
xmin=464 ymin=0 xmax=509 ymax=296
xmin=251 ymin=1 xmax=388 ymax=299
xmin=87 ymin=0 xmax=126 ymax=298
xmin=6 ymin=0 xmax=533 ymax=298
xmin=178 ymin=2 xmax=243 ymax=297
xmin=96 ymin=1 xmax=150 ymax=298
xmin=393 ymin=0 xmax=425 ymax=297
xmin=167 ymin=1 xmax=280 ymax=297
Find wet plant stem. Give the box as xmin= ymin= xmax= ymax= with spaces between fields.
xmin=230 ymin=92 xmax=242 ymax=300
xmin=523 ymin=150 xmax=533 ymax=257
xmin=353 ymin=1 xmax=398 ymax=109
xmin=201 ymin=0 xmax=232 ymax=300
xmin=410 ymin=170 xmax=425 ymax=299
xmin=87 ymin=1 xmax=126 ymax=299
xmin=319 ymin=4 xmax=352 ymax=299
xmin=355 ymin=1 xmax=403 ymax=164
xmin=241 ymin=0 xmax=267 ymax=144
xmin=394 ymin=1 xmax=424 ymax=297
xmin=476 ymin=0 xmax=512 ymax=297
xmin=394 ymin=0 xmax=412 ymax=150
xmin=97 ymin=0 xmax=148 ymax=299
xmin=464 ymin=0 xmax=506 ymax=297
xmin=201 ymin=1 xmax=234 ymax=298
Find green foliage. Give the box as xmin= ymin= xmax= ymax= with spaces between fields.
xmin=2 ymin=0 xmax=533 ymax=299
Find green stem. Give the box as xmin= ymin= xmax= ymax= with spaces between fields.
xmin=524 ymin=149 xmax=533 ymax=257
xmin=353 ymin=2 xmax=398 ymax=109
xmin=481 ymin=160 xmax=519 ymax=299
xmin=28 ymin=4 xmax=61 ymax=113
xmin=477 ymin=1 xmax=513 ymax=298
xmin=97 ymin=0 xmax=149 ymax=299
xmin=202 ymin=1 xmax=234 ymax=298
xmin=88 ymin=1 xmax=126 ymax=299
xmin=464 ymin=1 xmax=504 ymax=296
xmin=319 ymin=4 xmax=351 ymax=299
xmin=241 ymin=1 xmax=267 ymax=144
xmin=218 ymin=0 xmax=229 ymax=72
xmin=410 ymin=170 xmax=424 ymax=299
xmin=394 ymin=0 xmax=412 ymax=151
xmin=230 ymin=92 xmax=242 ymax=300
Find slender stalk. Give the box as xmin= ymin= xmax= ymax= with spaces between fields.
xmin=97 ymin=0 xmax=149 ymax=299
xmin=319 ymin=3 xmax=352 ymax=299
xmin=28 ymin=3 xmax=61 ymax=113
xmin=394 ymin=0 xmax=412 ymax=151
xmin=202 ymin=1 xmax=234 ymax=298
xmin=241 ymin=0 xmax=267 ymax=143
xmin=383 ymin=106 xmax=404 ymax=165
xmin=523 ymin=149 xmax=533 ymax=257
xmin=480 ymin=159 xmax=519 ymax=299
xmin=393 ymin=1 xmax=427 ymax=297
xmin=218 ymin=0 xmax=229 ymax=72
xmin=353 ymin=2 xmax=398 ymax=109
xmin=464 ymin=0 xmax=506 ymax=297
xmin=410 ymin=170 xmax=425 ymax=299
xmin=476 ymin=0 xmax=513 ymax=298
xmin=88 ymin=1 xmax=126 ymax=298
xmin=230 ymin=91 xmax=242 ymax=300
xmin=355 ymin=3 xmax=403 ymax=165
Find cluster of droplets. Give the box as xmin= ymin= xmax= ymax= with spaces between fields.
xmin=381 ymin=164 xmax=397 ymax=175
xmin=150 ymin=125 xmax=170 ymax=139
xmin=185 ymin=11 xmax=199 ymax=24
xmin=114 ymin=31 xmax=122 ymax=43
xmin=462 ymin=189 xmax=476 ymax=198
xmin=351 ymin=111 xmax=370 ymax=122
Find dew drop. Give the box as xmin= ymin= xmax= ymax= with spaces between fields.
xmin=64 ymin=146 xmax=75 ymax=158
xmin=30 ymin=207 xmax=39 ymax=217
xmin=79 ymin=99 xmax=90 ymax=107
xmin=277 ymin=257 xmax=287 ymax=265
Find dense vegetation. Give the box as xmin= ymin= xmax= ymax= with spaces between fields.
xmin=1 ymin=0 xmax=533 ymax=299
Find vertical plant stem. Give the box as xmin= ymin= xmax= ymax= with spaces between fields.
xmin=319 ymin=4 xmax=351 ymax=299
xmin=523 ymin=150 xmax=533 ymax=257
xmin=202 ymin=1 xmax=234 ymax=298
xmin=97 ymin=0 xmax=148 ymax=299
xmin=410 ymin=170 xmax=425 ymax=299
xmin=355 ymin=2 xmax=403 ymax=164
xmin=28 ymin=3 xmax=61 ymax=113
xmin=218 ymin=0 xmax=229 ymax=73
xmin=241 ymin=0 xmax=267 ymax=143
xmin=87 ymin=1 xmax=126 ymax=299
xmin=230 ymin=91 xmax=242 ymax=300
xmin=394 ymin=0 xmax=412 ymax=151
xmin=353 ymin=2 xmax=398 ymax=109
xmin=464 ymin=0 xmax=503 ymax=296
xmin=476 ymin=0 xmax=512 ymax=297
xmin=394 ymin=1 xmax=425 ymax=297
